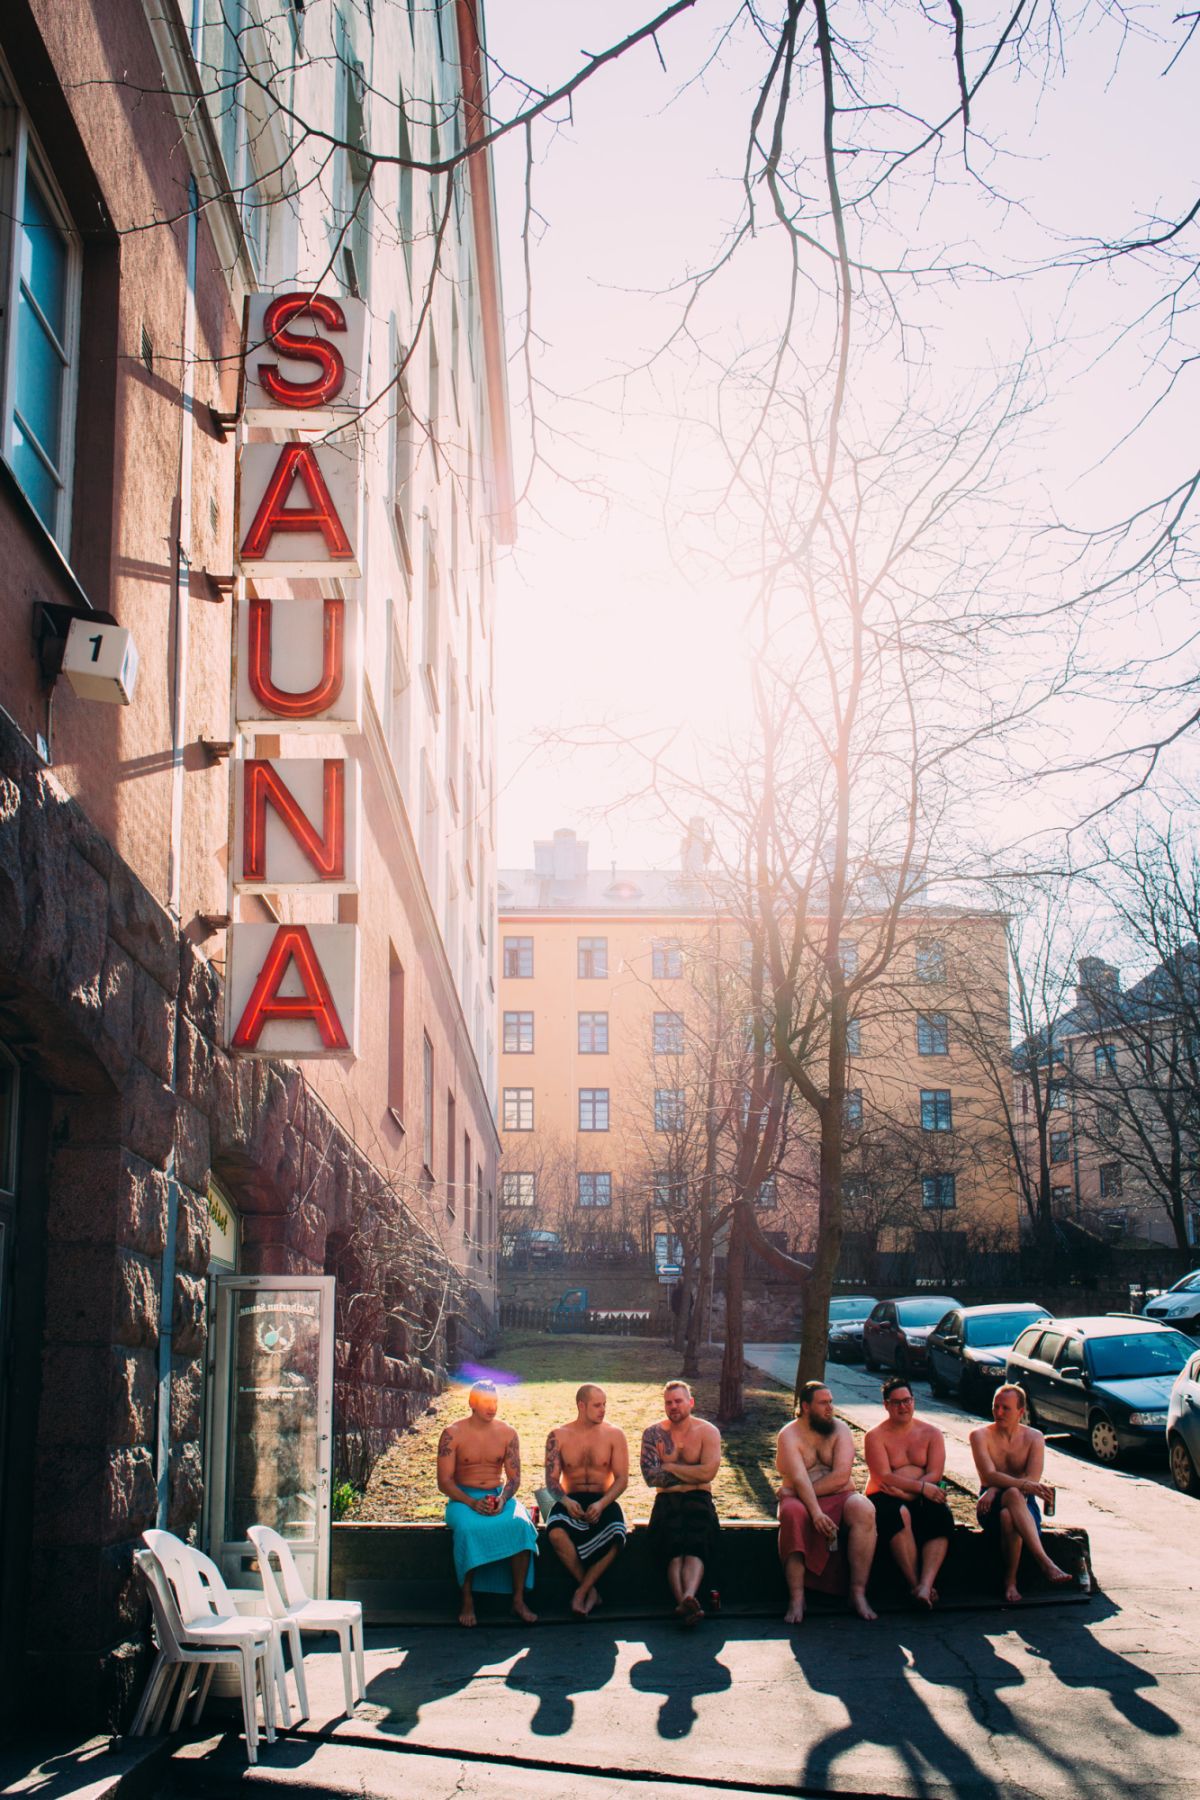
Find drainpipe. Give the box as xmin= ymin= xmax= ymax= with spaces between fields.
xmin=156 ymin=178 xmax=198 ymax=1527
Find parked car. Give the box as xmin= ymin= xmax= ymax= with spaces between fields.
xmin=501 ymin=1229 xmax=562 ymax=1263
xmin=927 ymin=1303 xmax=1052 ymax=1408
xmin=862 ymin=1295 xmax=959 ymax=1376
xmin=826 ymin=1295 xmax=879 ymax=1362
xmin=1142 ymin=1269 xmax=1200 ymax=1338
xmin=1167 ymin=1347 xmax=1200 ymax=1495
xmin=1006 ymin=1315 xmax=1195 ymax=1465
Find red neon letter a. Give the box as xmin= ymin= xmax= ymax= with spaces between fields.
xmin=242 ymin=759 xmax=346 ymax=882
xmin=247 ymin=597 xmax=346 ymax=720
xmin=240 ymin=443 xmax=354 ymax=562
xmin=231 ymin=925 xmax=350 ymax=1050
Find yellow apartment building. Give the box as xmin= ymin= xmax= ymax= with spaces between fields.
xmin=497 ymin=827 xmax=1021 ymax=1275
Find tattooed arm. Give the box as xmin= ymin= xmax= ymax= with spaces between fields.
xmin=498 ymin=1430 xmax=521 ymax=1507
xmin=436 ymin=1424 xmax=486 ymax=1509
xmin=640 ymin=1423 xmax=682 ymax=1489
xmin=545 ymin=1429 xmax=583 ymax=1517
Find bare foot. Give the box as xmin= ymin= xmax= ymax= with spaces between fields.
xmin=783 ymin=1599 xmax=805 ymax=1625
xmin=583 ymin=1588 xmax=601 ymax=1615
xmin=911 ymin=1582 xmax=935 ymax=1610
xmin=571 ymin=1586 xmax=590 ymax=1616
xmin=512 ymin=1598 xmax=538 ymax=1624
xmin=1042 ymin=1561 xmax=1073 ymax=1586
xmin=1003 ymin=1582 xmax=1022 ymax=1606
xmin=458 ymin=1605 xmax=476 ymax=1627
xmin=680 ymin=1594 xmax=704 ymax=1627
xmin=850 ymin=1589 xmax=878 ymax=1622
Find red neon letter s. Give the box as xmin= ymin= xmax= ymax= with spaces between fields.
xmin=242 ymin=759 xmax=346 ymax=882
xmin=231 ymin=925 xmax=350 ymax=1050
xmin=248 ymin=597 xmax=346 ymax=719
xmin=240 ymin=443 xmax=354 ymax=562
xmin=258 ymin=292 xmax=347 ymax=410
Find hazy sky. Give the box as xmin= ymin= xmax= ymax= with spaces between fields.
xmin=483 ymin=1 xmax=1197 ymax=873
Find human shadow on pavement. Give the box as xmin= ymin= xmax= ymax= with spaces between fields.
xmin=793 ymin=1627 xmax=1013 ymax=1798
xmin=1014 ymin=1594 xmax=1181 ymax=1742
xmin=366 ymin=1629 xmax=511 ymax=1736
xmin=626 ymin=1621 xmax=733 ymax=1741
xmin=504 ymin=1626 xmax=620 ymax=1735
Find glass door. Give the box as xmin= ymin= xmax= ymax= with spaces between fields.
xmin=207 ymin=1275 xmax=335 ymax=1595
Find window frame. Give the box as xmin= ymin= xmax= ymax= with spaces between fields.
xmin=654 ymin=1088 xmax=686 ymax=1133
xmin=502 ymin=936 xmax=533 ymax=978
xmin=1099 ymin=1160 xmax=1123 ymax=1199
xmin=578 ymin=1087 xmax=610 ymax=1132
xmin=502 ymin=1010 xmax=534 ymax=1054
xmin=577 ymin=1171 xmax=612 ymax=1209
xmin=501 ymin=1171 xmax=535 ymax=1208
xmin=921 ymin=1172 xmax=957 ymax=1211
xmin=502 ymin=1087 xmax=534 ymax=1132
xmin=920 ymin=1088 xmax=953 ymax=1132
xmin=652 ymin=938 xmax=683 ymax=979
xmin=653 ymin=1011 xmax=685 ymax=1056
xmin=915 ymin=941 xmax=946 ymax=985
xmin=577 ymin=1011 xmax=609 ymax=1055
xmin=916 ymin=1012 xmax=950 ymax=1057
xmin=577 ymin=936 xmax=608 ymax=979
xmin=0 ymin=76 xmax=82 ymax=550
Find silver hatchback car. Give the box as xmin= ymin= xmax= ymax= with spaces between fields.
xmin=1167 ymin=1346 xmax=1200 ymax=1495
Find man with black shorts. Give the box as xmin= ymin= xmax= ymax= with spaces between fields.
xmin=640 ymin=1380 xmax=722 ymax=1626
xmin=543 ymin=1384 xmax=629 ymax=1616
xmin=864 ymin=1375 xmax=953 ymax=1608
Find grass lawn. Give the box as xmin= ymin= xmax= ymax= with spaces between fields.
xmin=353 ymin=1333 xmax=977 ymax=1524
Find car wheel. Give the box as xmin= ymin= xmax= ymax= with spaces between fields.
xmin=894 ymin=1349 xmax=909 ymax=1377
xmin=864 ymin=1351 xmax=881 ymax=1372
xmin=1169 ymin=1434 xmax=1200 ymax=1496
xmin=1089 ymin=1412 xmax=1122 ymax=1466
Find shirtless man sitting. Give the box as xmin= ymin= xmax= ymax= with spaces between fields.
xmin=776 ymin=1380 xmax=877 ymax=1623
xmin=864 ymin=1375 xmax=953 ymax=1609
xmin=543 ymin=1384 xmax=630 ymax=1617
xmin=437 ymin=1379 xmax=538 ymax=1627
xmin=640 ymin=1381 xmax=722 ymax=1627
xmin=970 ymin=1383 xmax=1073 ymax=1604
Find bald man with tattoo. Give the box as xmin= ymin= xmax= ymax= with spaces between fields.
xmin=437 ymin=1379 xmax=538 ymax=1626
xmin=543 ymin=1384 xmax=630 ymax=1616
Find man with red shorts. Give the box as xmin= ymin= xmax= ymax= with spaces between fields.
xmin=776 ymin=1380 xmax=877 ymax=1623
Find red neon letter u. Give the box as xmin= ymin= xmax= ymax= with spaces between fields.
xmin=247 ymin=597 xmax=346 ymax=720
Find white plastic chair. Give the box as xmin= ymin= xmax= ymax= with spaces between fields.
xmin=131 ymin=1549 xmax=275 ymax=1764
xmin=143 ymin=1530 xmax=291 ymax=1733
xmin=248 ymin=1524 xmax=366 ymax=1717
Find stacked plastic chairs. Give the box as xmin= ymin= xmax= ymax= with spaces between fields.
xmin=248 ymin=1524 xmax=366 ymax=1717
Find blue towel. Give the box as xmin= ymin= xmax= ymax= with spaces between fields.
xmin=445 ymin=1485 xmax=538 ymax=1593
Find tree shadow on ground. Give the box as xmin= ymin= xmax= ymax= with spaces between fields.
xmin=626 ymin=1621 xmax=733 ymax=1740
xmin=504 ymin=1628 xmax=620 ymax=1735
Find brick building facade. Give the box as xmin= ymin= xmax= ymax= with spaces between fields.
xmin=0 ymin=0 xmax=508 ymax=1730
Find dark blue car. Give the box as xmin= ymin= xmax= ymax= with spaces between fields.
xmin=1006 ymin=1315 xmax=1196 ymax=1465
xmin=1167 ymin=1347 xmax=1200 ymax=1495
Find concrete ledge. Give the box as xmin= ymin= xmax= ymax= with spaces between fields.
xmin=332 ymin=1519 xmax=1093 ymax=1625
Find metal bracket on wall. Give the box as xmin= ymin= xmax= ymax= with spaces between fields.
xmin=33 ymin=601 xmax=117 ymax=685
xmin=198 ymin=736 xmax=236 ymax=763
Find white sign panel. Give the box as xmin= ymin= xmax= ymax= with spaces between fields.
xmin=235 ymin=594 xmax=363 ymax=735
xmin=241 ymin=291 xmax=369 ymax=430
xmin=236 ymin=438 xmax=362 ymax=579
xmin=233 ymin=756 xmax=361 ymax=894
xmin=62 ymin=619 xmax=140 ymax=705
xmin=225 ymin=923 xmax=360 ymax=1059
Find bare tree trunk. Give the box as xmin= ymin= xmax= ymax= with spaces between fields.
xmin=794 ymin=1113 xmax=842 ymax=1394
xmin=719 ymin=1202 xmax=747 ymax=1421
xmin=685 ymin=1203 xmax=713 ymax=1378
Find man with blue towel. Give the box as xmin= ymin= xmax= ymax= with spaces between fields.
xmin=437 ymin=1378 xmax=539 ymax=1626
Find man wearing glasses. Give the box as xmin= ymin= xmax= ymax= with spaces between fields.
xmin=864 ymin=1375 xmax=952 ymax=1608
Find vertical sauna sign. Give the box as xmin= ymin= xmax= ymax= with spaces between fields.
xmin=224 ymin=292 xmax=368 ymax=1059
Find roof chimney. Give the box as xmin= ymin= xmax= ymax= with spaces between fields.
xmin=680 ymin=816 xmax=710 ymax=876
xmin=1077 ymin=957 xmax=1119 ymax=1014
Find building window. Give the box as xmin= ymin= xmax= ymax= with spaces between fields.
xmin=838 ymin=940 xmax=858 ymax=978
xmin=1049 ymin=1129 xmax=1071 ymax=1165
xmin=463 ymin=1130 xmax=471 ymax=1238
xmin=1050 ymin=1184 xmax=1074 ymax=1212
xmin=578 ymin=937 xmax=608 ymax=979
xmin=1094 ymin=1043 xmax=1118 ymax=1077
xmin=1096 ymin=1102 xmax=1120 ymax=1137
xmin=920 ymin=1089 xmax=953 ymax=1132
xmin=578 ymin=1012 xmax=609 ymax=1054
xmin=1 ymin=83 xmax=81 ymax=546
xmin=653 ymin=1172 xmax=684 ymax=1208
xmin=388 ymin=950 xmax=405 ymax=1122
xmin=754 ymin=1175 xmax=777 ymax=1209
xmin=916 ymin=1013 xmax=949 ymax=1056
xmin=846 ymin=1018 xmax=862 ymax=1057
xmin=502 ymin=1171 xmax=535 ymax=1208
xmin=503 ymin=1011 xmax=533 ymax=1053
xmin=579 ymin=1088 xmax=609 ymax=1131
xmin=1099 ymin=1161 xmax=1123 ymax=1198
xmin=921 ymin=1173 xmax=957 ymax=1211
xmin=652 ymin=939 xmax=683 ymax=979
xmin=844 ymin=1089 xmax=863 ymax=1130
xmin=422 ymin=1033 xmax=434 ymax=1171
xmin=655 ymin=1089 xmax=685 ymax=1132
xmin=916 ymin=942 xmax=946 ymax=984
xmin=1047 ymin=1077 xmax=1068 ymax=1111
xmin=503 ymin=936 xmax=533 ymax=978
xmin=653 ymin=1012 xmax=684 ymax=1055
xmin=578 ymin=1172 xmax=612 ymax=1208
xmin=503 ymin=1088 xmax=534 ymax=1131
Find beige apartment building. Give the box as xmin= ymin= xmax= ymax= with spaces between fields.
xmin=497 ymin=828 xmax=1021 ymax=1274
